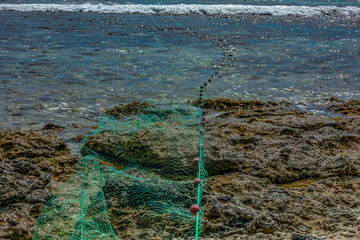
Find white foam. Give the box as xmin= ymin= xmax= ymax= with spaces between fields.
xmin=0 ymin=3 xmax=359 ymax=16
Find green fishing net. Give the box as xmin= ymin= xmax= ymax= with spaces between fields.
xmin=33 ymin=102 xmax=208 ymax=240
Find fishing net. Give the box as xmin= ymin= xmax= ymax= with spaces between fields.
xmin=33 ymin=101 xmax=208 ymax=240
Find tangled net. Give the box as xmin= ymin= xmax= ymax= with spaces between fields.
xmin=33 ymin=102 xmax=208 ymax=240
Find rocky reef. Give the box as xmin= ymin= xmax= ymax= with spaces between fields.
xmin=1 ymin=98 xmax=360 ymax=239
xmin=201 ymin=99 xmax=360 ymax=239
xmin=325 ymin=98 xmax=360 ymax=116
xmin=0 ymin=130 xmax=79 ymax=240
xmin=83 ymin=99 xmax=360 ymax=239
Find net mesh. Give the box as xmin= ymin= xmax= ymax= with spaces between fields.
xmin=33 ymin=102 xmax=208 ymax=240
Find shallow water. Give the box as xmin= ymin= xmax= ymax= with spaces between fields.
xmin=0 ymin=4 xmax=359 ymax=131
xmin=0 ymin=12 xmax=220 ymax=129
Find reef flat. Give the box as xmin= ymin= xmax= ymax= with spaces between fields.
xmin=0 ymin=99 xmax=359 ymax=239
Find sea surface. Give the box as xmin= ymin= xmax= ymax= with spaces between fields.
xmin=1 ymin=0 xmax=360 ymax=133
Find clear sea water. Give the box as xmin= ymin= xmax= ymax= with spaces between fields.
xmin=1 ymin=0 xmax=360 ymax=133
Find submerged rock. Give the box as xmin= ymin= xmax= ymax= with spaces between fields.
xmin=71 ymin=134 xmax=86 ymax=143
xmin=291 ymin=233 xmax=320 ymax=240
xmin=194 ymin=98 xmax=279 ymax=111
xmin=326 ymin=99 xmax=360 ymax=116
xmin=42 ymin=123 xmax=65 ymax=131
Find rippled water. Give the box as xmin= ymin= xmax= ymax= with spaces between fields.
xmin=0 ymin=3 xmax=359 ymax=132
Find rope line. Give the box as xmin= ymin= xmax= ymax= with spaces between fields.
xmin=80 ymin=157 xmax=88 ymax=240
xmin=195 ymin=62 xmax=225 ymax=239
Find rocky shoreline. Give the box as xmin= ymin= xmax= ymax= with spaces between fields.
xmin=0 ymin=98 xmax=359 ymax=239
xmin=0 ymin=130 xmax=79 ymax=239
xmin=200 ymin=98 xmax=360 ymax=239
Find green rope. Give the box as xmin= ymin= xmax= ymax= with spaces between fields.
xmin=80 ymin=157 xmax=88 ymax=240
xmin=195 ymin=64 xmax=224 ymax=239
xmin=195 ymin=122 xmax=203 ymax=240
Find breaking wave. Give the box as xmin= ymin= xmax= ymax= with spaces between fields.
xmin=1 ymin=3 xmax=360 ymax=16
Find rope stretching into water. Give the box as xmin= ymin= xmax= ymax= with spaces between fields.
xmin=195 ymin=64 xmax=224 ymax=239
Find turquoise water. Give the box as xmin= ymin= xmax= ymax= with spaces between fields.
xmin=0 ymin=2 xmax=359 ymax=130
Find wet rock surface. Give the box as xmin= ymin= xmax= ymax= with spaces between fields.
xmin=201 ymin=99 xmax=360 ymax=239
xmin=42 ymin=123 xmax=65 ymax=131
xmin=1 ymin=99 xmax=360 ymax=239
xmin=78 ymin=99 xmax=360 ymax=239
xmin=326 ymin=98 xmax=360 ymax=116
xmin=81 ymin=127 xmax=199 ymax=179
xmin=204 ymin=105 xmax=360 ymax=182
xmin=291 ymin=233 xmax=320 ymax=240
xmin=0 ymin=130 xmax=78 ymax=240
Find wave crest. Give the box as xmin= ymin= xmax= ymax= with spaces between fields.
xmin=1 ymin=3 xmax=360 ymax=16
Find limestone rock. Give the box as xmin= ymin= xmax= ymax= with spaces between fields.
xmin=199 ymin=100 xmax=360 ymax=239
xmin=0 ymin=130 xmax=78 ymax=240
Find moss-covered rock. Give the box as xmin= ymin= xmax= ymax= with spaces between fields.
xmin=105 ymin=102 xmax=155 ymax=118
xmin=194 ymin=98 xmax=279 ymax=111
xmin=327 ymin=99 xmax=360 ymax=116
